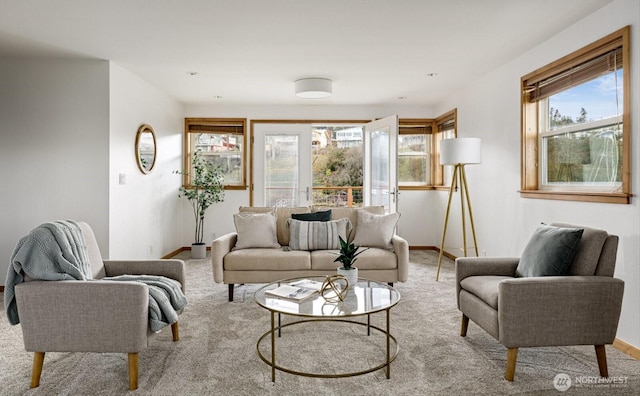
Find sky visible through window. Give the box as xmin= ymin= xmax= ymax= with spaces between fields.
xmin=549 ymin=69 xmax=623 ymax=122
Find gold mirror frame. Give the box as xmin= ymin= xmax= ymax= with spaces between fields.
xmin=135 ymin=124 xmax=157 ymax=174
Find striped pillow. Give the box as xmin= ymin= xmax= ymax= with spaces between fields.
xmin=287 ymin=218 xmax=350 ymax=251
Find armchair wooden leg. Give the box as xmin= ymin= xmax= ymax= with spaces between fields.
xmin=128 ymin=353 xmax=138 ymax=391
xmin=595 ymin=345 xmax=609 ymax=377
xmin=505 ymin=348 xmax=518 ymax=381
xmin=30 ymin=352 xmax=45 ymax=388
xmin=461 ymin=314 xmax=469 ymax=336
xmin=171 ymin=322 xmax=180 ymax=342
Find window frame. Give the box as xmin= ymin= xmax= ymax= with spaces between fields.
xmin=183 ymin=118 xmax=248 ymax=190
xmin=520 ymin=26 xmax=630 ymax=204
xmin=433 ymin=109 xmax=458 ymax=189
xmin=398 ymin=118 xmax=434 ymax=190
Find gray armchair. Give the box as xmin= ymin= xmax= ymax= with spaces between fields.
xmin=455 ymin=223 xmax=624 ymax=381
xmin=13 ymin=222 xmax=186 ymax=390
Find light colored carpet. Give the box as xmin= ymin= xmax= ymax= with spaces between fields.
xmin=1 ymin=251 xmax=638 ymax=395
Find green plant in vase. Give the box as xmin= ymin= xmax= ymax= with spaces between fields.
xmin=334 ymin=233 xmax=368 ymax=288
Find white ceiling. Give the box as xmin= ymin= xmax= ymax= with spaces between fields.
xmin=0 ymin=0 xmax=614 ymax=106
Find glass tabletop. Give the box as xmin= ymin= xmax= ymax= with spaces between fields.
xmin=254 ymin=276 xmax=401 ymax=317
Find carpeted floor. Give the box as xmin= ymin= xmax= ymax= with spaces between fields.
xmin=0 ymin=250 xmax=638 ymax=395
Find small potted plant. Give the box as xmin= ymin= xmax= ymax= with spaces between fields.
xmin=175 ymin=150 xmax=225 ymax=259
xmin=334 ymin=233 xmax=367 ymax=288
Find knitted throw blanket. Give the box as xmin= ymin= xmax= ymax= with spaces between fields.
xmin=5 ymin=221 xmax=187 ymax=332
xmin=103 ymin=275 xmax=188 ymax=332
xmin=5 ymin=220 xmax=92 ymax=325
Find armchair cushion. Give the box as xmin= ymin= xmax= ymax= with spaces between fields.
xmin=515 ymin=224 xmax=583 ymax=278
xmin=460 ymin=275 xmax=512 ymax=309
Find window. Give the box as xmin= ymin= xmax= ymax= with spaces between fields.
xmin=521 ymin=26 xmax=630 ymax=203
xmin=184 ymin=118 xmax=247 ymax=189
xmin=398 ymin=120 xmax=432 ymax=188
xmin=433 ymin=110 xmax=457 ymax=187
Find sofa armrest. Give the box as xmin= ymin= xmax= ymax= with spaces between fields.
xmin=103 ymin=259 xmax=186 ymax=291
xmin=15 ymin=280 xmax=149 ymax=353
xmin=391 ymin=234 xmax=409 ymax=282
xmin=498 ymin=276 xmax=624 ymax=347
xmin=212 ymin=232 xmax=237 ymax=283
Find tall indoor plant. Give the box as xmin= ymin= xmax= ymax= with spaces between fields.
xmin=175 ymin=150 xmax=225 ymax=258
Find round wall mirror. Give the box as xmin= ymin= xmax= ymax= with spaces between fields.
xmin=135 ymin=124 xmax=157 ymax=174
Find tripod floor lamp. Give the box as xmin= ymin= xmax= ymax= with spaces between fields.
xmin=436 ymin=137 xmax=482 ymax=281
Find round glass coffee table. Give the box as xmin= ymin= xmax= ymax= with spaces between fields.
xmin=254 ymin=276 xmax=400 ymax=382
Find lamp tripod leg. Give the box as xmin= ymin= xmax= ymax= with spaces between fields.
xmin=460 ymin=166 xmax=479 ymax=257
xmin=437 ymin=165 xmax=459 ymax=281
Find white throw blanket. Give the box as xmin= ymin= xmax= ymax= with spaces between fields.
xmin=4 ymin=221 xmax=187 ymax=332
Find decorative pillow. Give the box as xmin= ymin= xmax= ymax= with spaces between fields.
xmin=292 ymin=210 xmax=332 ymax=222
xmin=239 ymin=206 xmax=309 ymax=246
xmin=515 ymin=224 xmax=584 ymax=277
xmin=352 ymin=211 xmax=401 ymax=250
xmin=288 ymin=218 xmax=350 ymax=251
xmin=233 ymin=211 xmax=280 ymax=250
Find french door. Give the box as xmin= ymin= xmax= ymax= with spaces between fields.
xmin=252 ymin=123 xmax=313 ymax=207
xmin=363 ymin=115 xmax=398 ymax=214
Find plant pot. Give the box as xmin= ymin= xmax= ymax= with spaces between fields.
xmin=337 ymin=266 xmax=358 ymax=289
xmin=191 ymin=243 xmax=207 ymax=259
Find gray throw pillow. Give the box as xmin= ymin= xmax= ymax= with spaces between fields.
xmin=515 ymin=224 xmax=584 ymax=277
xmin=288 ymin=218 xmax=350 ymax=251
xmin=292 ymin=210 xmax=332 ymax=222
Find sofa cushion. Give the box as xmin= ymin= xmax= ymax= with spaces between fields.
xmin=292 ymin=209 xmax=331 ymax=222
xmin=515 ymin=224 xmax=584 ymax=277
xmin=288 ymin=218 xmax=350 ymax=251
xmin=310 ymin=248 xmax=398 ymax=271
xmin=224 ymin=248 xmax=311 ymax=271
xmin=233 ymin=211 xmax=280 ymax=249
xmin=239 ymin=206 xmax=309 ymax=246
xmin=313 ymin=206 xmax=385 ymax=234
xmin=459 ymin=275 xmax=512 ymax=310
xmin=352 ymin=210 xmax=400 ymax=250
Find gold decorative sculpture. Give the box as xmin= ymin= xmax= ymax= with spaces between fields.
xmin=320 ymin=274 xmax=349 ymax=302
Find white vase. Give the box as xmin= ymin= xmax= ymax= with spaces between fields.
xmin=337 ymin=267 xmax=358 ymax=289
xmin=191 ymin=243 xmax=207 ymax=259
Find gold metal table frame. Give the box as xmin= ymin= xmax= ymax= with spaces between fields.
xmin=254 ymin=277 xmax=400 ymax=381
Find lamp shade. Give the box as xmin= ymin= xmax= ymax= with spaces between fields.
xmin=295 ymin=78 xmax=332 ymax=98
xmin=440 ymin=137 xmax=482 ymax=165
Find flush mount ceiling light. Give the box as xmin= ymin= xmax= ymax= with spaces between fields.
xmin=295 ymin=78 xmax=332 ymax=99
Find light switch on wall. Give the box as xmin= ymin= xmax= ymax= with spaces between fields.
xmin=118 ymin=173 xmax=126 ymax=185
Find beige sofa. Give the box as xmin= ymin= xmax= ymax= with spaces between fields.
xmin=212 ymin=206 xmax=409 ymax=301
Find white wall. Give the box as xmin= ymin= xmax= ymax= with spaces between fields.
xmin=109 ymin=63 xmax=184 ymax=259
xmin=0 ymin=58 xmax=110 ymax=281
xmin=434 ymin=0 xmax=640 ymax=349
xmin=183 ymin=104 xmax=436 ymax=247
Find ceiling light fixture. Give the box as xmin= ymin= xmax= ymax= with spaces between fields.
xmin=295 ymin=78 xmax=332 ymax=99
